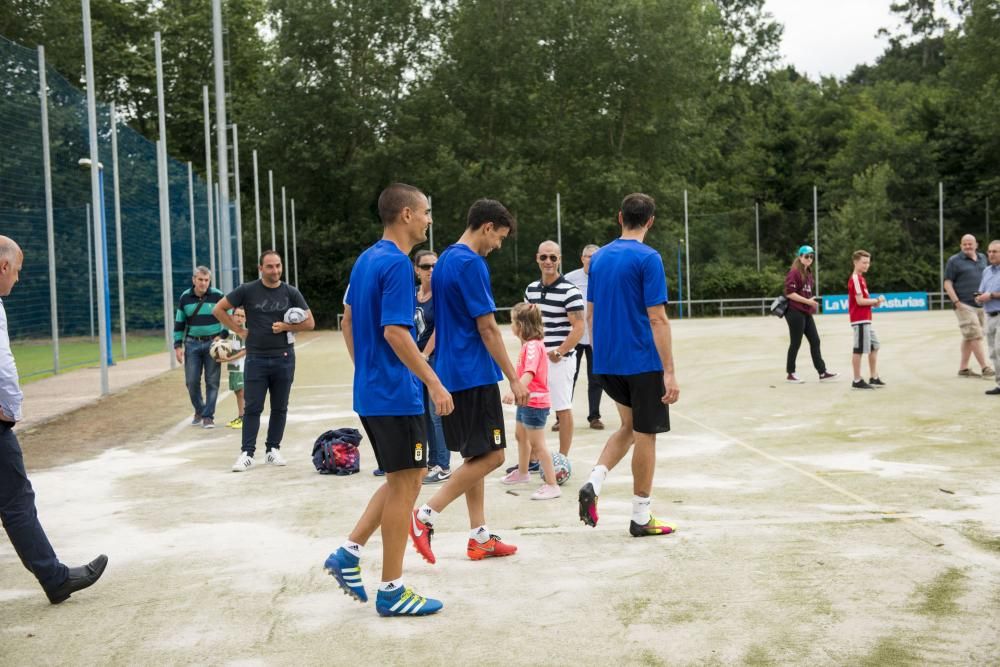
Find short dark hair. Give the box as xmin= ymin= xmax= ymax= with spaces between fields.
xmin=466 ymin=198 xmax=515 ymax=233
xmin=259 ymin=249 xmax=282 ymax=265
xmin=378 ymin=183 xmax=425 ymax=225
xmin=620 ymin=193 xmax=655 ymax=230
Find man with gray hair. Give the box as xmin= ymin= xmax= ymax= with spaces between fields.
xmin=564 ymin=244 xmax=604 ymax=429
xmin=173 ymin=266 xmax=227 ymax=428
xmin=0 ymin=236 xmax=108 ymax=603
xmin=944 ymin=234 xmax=992 ymax=378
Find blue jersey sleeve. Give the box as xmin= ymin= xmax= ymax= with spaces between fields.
xmin=642 ymin=252 xmax=668 ymax=308
xmin=381 ymin=258 xmax=417 ymax=327
xmin=465 ymin=257 xmax=497 ymax=319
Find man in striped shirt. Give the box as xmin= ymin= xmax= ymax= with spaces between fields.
xmin=525 ymin=241 xmax=584 ymax=456
xmin=173 ymin=266 xmax=227 ymax=429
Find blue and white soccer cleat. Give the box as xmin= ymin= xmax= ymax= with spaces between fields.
xmin=324 ymin=547 xmax=367 ymax=603
xmin=375 ymin=585 xmax=443 ymax=617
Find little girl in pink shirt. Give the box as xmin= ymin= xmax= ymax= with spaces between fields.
xmin=502 ymin=302 xmax=560 ymax=500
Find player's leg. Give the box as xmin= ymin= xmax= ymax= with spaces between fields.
xmin=184 ymin=340 xmax=205 ymax=419
xmin=234 ymin=356 xmax=265 ymax=469
xmin=502 ymin=419 xmax=531 ymax=482
xmin=203 ymin=355 xmax=221 ymax=423
xmin=551 ymin=357 xmax=576 ymax=455
xmin=627 ymin=374 xmax=675 ymax=537
xmin=785 ymin=308 xmax=805 ymax=374
xmin=263 ymin=353 xmax=295 ymax=460
xmin=529 ymin=423 xmax=558 ymax=489
xmin=803 ymin=313 xmax=827 ymax=374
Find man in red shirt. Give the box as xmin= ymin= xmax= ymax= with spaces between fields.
xmin=848 ymin=250 xmax=887 ymax=389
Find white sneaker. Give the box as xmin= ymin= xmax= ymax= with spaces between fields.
xmin=266 ymin=450 xmax=287 ymax=466
xmin=232 ymin=452 xmax=254 ymax=472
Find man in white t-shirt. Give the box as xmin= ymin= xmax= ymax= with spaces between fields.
xmin=564 ymin=244 xmax=604 ymax=430
xmin=524 ymin=240 xmax=584 ymax=456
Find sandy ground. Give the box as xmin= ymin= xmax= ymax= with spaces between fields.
xmin=1 ymin=312 xmax=998 ymax=666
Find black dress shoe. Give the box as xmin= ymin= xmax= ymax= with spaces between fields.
xmin=46 ymin=554 xmax=108 ymax=604
xmin=986 ymin=387 xmax=1000 ymax=395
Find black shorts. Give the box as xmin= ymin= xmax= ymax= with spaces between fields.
xmin=596 ymin=372 xmax=670 ymax=435
xmin=441 ymin=384 xmax=506 ymax=459
xmin=359 ymin=415 xmax=428 ymax=473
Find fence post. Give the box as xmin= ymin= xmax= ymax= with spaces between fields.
xmin=110 ymin=102 xmax=127 ymax=359
xmin=755 ymin=201 xmax=760 ymax=272
xmin=187 ymin=162 xmax=196 ymax=269
xmin=203 ymin=86 xmax=216 ymax=279
xmin=232 ymin=124 xmax=244 ymax=282
xmin=38 ymin=45 xmax=60 ymax=374
xmin=813 ymin=185 xmax=819 ymax=297
xmin=684 ymin=190 xmax=691 ymax=315
xmin=939 ymin=182 xmax=945 ymax=310
xmin=268 ymin=169 xmax=276 ymax=250
xmin=253 ymin=150 xmax=262 ymax=270
xmin=291 ymin=198 xmax=299 ymax=287
xmin=556 ymin=192 xmax=562 ymax=268
xmin=282 ymin=186 xmax=288 ymax=267
xmin=86 ymin=204 xmax=94 ymax=339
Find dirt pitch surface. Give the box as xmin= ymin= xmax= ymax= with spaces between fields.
xmin=1 ymin=312 xmax=999 ymax=666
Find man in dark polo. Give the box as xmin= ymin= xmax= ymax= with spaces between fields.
xmin=173 ymin=266 xmax=228 ymax=428
xmin=943 ymin=235 xmax=992 ymax=378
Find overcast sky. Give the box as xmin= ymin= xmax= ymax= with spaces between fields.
xmin=764 ymin=0 xmax=901 ymax=79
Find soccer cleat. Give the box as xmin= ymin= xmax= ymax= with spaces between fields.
xmin=227 ymin=416 xmax=243 ymax=429
xmin=629 ymin=515 xmax=677 ymax=537
xmin=266 ymin=450 xmax=287 ymax=466
xmin=324 ymin=548 xmax=367 ymax=603
xmin=578 ymin=482 xmax=599 ymax=527
xmin=467 ymin=534 xmax=517 ymax=560
xmin=868 ymin=377 xmax=886 ymax=387
xmin=375 ymin=586 xmax=443 ymax=617
xmin=786 ymin=373 xmax=804 ymax=384
xmin=409 ymin=510 xmax=436 ymax=564
xmin=852 ymin=379 xmax=874 ymax=390
xmin=818 ymin=371 xmax=839 ymax=381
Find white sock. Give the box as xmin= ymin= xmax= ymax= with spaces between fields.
xmin=417 ymin=505 xmax=438 ymax=526
xmin=378 ymin=578 xmax=403 ymax=593
xmin=471 ymin=525 xmax=490 ymax=543
xmin=632 ymin=495 xmax=651 ymax=524
xmin=342 ymin=540 xmax=363 ymax=559
xmin=588 ymin=465 xmax=609 ymax=495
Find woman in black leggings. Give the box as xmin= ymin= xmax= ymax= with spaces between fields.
xmin=783 ymin=245 xmax=838 ymax=383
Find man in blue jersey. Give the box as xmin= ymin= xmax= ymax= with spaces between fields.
xmin=323 ymin=183 xmax=454 ymax=617
xmin=409 ymin=199 xmax=529 ymax=564
xmin=577 ymin=193 xmax=681 ymax=537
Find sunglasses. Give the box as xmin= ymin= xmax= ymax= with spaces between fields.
xmin=537 ymin=254 xmax=559 ymax=262
xmin=802 ymin=254 xmax=815 ymax=259
xmin=418 ymin=264 xmax=436 ymax=270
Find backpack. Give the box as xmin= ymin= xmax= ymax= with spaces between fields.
xmin=312 ymin=428 xmax=363 ymax=475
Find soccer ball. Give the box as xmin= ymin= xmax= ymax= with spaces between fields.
xmin=209 ymin=338 xmax=233 ymax=362
xmin=551 ymin=452 xmax=571 ymax=486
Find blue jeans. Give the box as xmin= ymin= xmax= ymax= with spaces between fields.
xmin=424 ymin=385 xmax=450 ymax=470
xmin=184 ymin=339 xmax=221 ymax=420
xmin=516 ymin=406 xmax=550 ymax=429
xmin=0 ymin=423 xmax=68 ymax=594
xmin=242 ymin=351 xmax=295 ymax=456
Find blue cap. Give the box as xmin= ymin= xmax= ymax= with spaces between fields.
xmin=797 ymin=245 xmax=815 ymax=256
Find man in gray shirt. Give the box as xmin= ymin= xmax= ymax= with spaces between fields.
xmin=943 ymin=234 xmax=992 ymax=377
xmin=0 ymin=235 xmax=107 ymax=603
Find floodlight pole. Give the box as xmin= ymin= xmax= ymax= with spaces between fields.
xmin=155 ymin=32 xmax=175 ymax=370
xmin=939 ymin=182 xmax=945 ymax=309
xmin=203 ymin=86 xmax=216 ymax=280
xmin=212 ymin=0 xmax=233 ymax=292
xmin=556 ymin=193 xmax=562 ymax=271
xmin=110 ymin=101 xmax=127 ymax=359
xmin=38 ymin=45 xmax=60 ymax=373
xmin=82 ymin=0 xmax=110 ymax=395
xmin=755 ymin=201 xmax=760 ymax=272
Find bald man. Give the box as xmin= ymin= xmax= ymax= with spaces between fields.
xmin=524 ymin=240 xmax=584 ymax=456
xmin=944 ymin=234 xmax=992 ymax=377
xmin=0 ymin=236 xmax=107 ymax=603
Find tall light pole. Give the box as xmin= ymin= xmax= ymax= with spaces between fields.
xmin=282 ymin=186 xmax=288 ymax=266
xmin=110 ymin=102 xmax=127 ymax=359
xmin=38 ymin=45 xmax=60 ymax=373
xmin=203 ymin=86 xmax=216 ymax=279
xmin=268 ymin=169 xmax=276 ymax=249
xmin=212 ymin=0 xmax=233 ymax=292
xmin=81 ymin=0 xmax=110 ymax=394
xmin=232 ymin=124 xmax=244 ymax=282
xmin=291 ymin=198 xmax=299 ymax=287
xmin=155 ymin=32 xmax=175 ymax=369
xmin=252 ymin=150 xmax=262 ymax=267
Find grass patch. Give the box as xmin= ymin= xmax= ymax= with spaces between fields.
xmin=958 ymin=524 xmax=1000 ymax=553
xmin=615 ymin=596 xmax=651 ymax=626
xmin=743 ymin=644 xmax=777 ymax=666
xmin=12 ymin=334 xmax=168 ymax=384
xmin=633 ymin=650 xmax=666 ymax=666
xmin=915 ymin=567 xmax=966 ymax=617
xmin=854 ymin=637 xmax=919 ymax=666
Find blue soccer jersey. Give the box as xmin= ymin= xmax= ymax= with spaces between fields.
xmin=589 ymin=239 xmax=669 ymax=375
xmin=432 ymin=243 xmax=502 ymax=392
xmin=345 ymin=240 xmax=423 ymax=416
